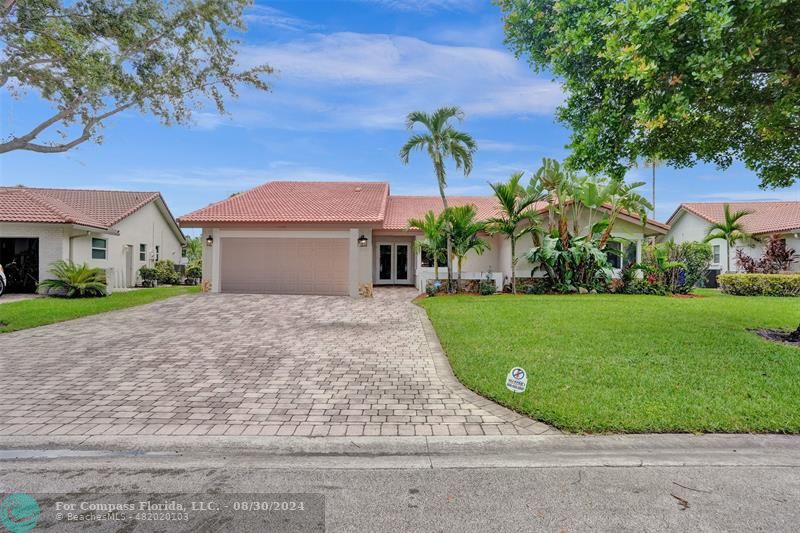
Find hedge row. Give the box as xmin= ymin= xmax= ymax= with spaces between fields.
xmin=718 ymin=273 xmax=800 ymax=297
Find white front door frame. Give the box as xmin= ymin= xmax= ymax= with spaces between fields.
xmin=374 ymin=242 xmax=413 ymax=285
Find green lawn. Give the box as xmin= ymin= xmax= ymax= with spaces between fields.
xmin=0 ymin=286 xmax=199 ymax=333
xmin=419 ymin=290 xmax=800 ymax=434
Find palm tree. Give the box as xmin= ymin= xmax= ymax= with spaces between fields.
xmin=400 ymin=106 xmax=477 ymax=292
xmin=407 ymin=210 xmax=447 ymax=281
xmin=446 ymin=204 xmax=490 ymax=292
xmin=704 ymin=203 xmax=753 ymax=272
xmin=598 ymin=180 xmax=653 ymax=248
xmin=486 ymin=172 xmax=545 ymax=294
xmin=532 ymin=158 xmax=570 ymax=247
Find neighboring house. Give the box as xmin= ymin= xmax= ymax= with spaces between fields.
xmin=665 ymin=201 xmax=800 ymax=278
xmin=0 ymin=187 xmax=185 ymax=291
xmin=178 ymin=181 xmax=668 ymax=297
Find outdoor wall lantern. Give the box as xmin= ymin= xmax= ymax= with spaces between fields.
xmin=357 ymin=235 xmax=368 ymax=247
xmin=206 ymin=235 xmax=214 ymax=246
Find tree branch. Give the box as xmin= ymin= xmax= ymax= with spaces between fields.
xmin=0 ymin=102 xmax=133 ymax=154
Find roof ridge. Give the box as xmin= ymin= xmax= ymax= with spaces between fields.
xmin=3 ymin=185 xmax=161 ymax=195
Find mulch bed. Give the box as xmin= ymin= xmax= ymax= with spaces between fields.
xmin=751 ymin=328 xmax=800 ymax=347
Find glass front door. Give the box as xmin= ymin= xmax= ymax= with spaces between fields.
xmin=375 ymin=243 xmax=412 ymax=284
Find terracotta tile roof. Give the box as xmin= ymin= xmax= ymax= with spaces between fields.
xmin=0 ymin=187 xmax=160 ymax=230
xmin=384 ymin=196 xmax=668 ymax=233
xmin=671 ymin=202 xmax=800 ymax=235
xmin=383 ymin=196 xmax=514 ymax=230
xmin=178 ymin=181 xmax=390 ymax=225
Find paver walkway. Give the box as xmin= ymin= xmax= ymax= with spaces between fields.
xmin=0 ymin=288 xmax=556 ymax=437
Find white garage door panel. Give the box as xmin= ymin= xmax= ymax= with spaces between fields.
xmin=221 ymin=237 xmax=349 ymax=295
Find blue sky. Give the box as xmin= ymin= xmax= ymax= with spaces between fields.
xmin=2 ymin=0 xmax=799 ymax=227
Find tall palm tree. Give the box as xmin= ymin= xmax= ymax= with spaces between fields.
xmin=704 ymin=203 xmax=753 ymax=273
xmin=486 ymin=172 xmax=545 ymax=294
xmin=407 ymin=210 xmax=447 ymax=281
xmin=446 ymin=204 xmax=489 ymax=292
xmin=400 ymin=106 xmax=477 ymax=292
xmin=598 ymin=180 xmax=653 ymax=248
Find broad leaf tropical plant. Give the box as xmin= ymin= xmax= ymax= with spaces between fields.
xmin=598 ymin=180 xmax=653 ymax=248
xmin=486 ymin=171 xmax=544 ymax=294
xmin=704 ymin=203 xmax=753 ymax=273
xmin=446 ymin=204 xmax=490 ymax=292
xmin=39 ymin=260 xmax=107 ymax=298
xmin=400 ymin=107 xmax=477 ymax=292
xmin=407 ymin=210 xmax=448 ymax=281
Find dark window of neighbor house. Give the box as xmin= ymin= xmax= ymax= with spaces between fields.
xmin=421 ymin=250 xmax=447 ymax=268
xmin=155 ymin=245 xmax=160 ymax=261
xmin=139 ymin=243 xmax=147 ymax=261
xmin=91 ymin=238 xmax=107 ymax=260
xmin=606 ymin=241 xmax=622 ymax=269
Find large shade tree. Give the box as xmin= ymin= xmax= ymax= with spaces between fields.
xmin=0 ymin=0 xmax=272 ymax=154
xmin=497 ymin=0 xmax=800 ymax=188
xmin=400 ymin=106 xmax=477 ymax=292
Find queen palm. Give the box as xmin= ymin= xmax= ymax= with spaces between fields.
xmin=400 ymin=106 xmax=477 ymax=292
xmin=704 ymin=203 xmax=753 ymax=273
xmin=446 ymin=204 xmax=489 ymax=292
xmin=407 ymin=210 xmax=447 ymax=281
xmin=486 ymin=172 xmax=545 ymax=294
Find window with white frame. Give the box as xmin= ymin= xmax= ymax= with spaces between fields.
xmin=712 ymin=245 xmax=721 ymax=265
xmin=91 ymin=238 xmax=107 ymax=260
xmin=139 ymin=243 xmax=147 ymax=261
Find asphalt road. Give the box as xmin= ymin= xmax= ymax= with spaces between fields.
xmin=1 ymin=435 xmax=799 ymax=532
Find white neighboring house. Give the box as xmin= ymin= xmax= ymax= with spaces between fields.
xmin=0 ymin=187 xmax=185 ymax=292
xmin=665 ymin=201 xmax=800 ymax=281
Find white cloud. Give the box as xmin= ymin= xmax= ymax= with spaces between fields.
xmin=110 ymin=164 xmax=383 ymax=190
xmin=229 ymin=32 xmax=563 ymax=130
xmin=243 ymin=4 xmax=315 ymax=31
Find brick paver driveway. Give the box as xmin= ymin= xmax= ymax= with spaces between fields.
xmin=0 ymin=289 xmax=554 ymax=438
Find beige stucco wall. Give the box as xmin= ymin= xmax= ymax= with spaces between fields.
xmin=71 ymin=201 xmax=183 ymax=288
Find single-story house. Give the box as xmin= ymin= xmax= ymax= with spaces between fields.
xmin=665 ymin=201 xmax=800 ymax=278
xmin=178 ymin=181 xmax=668 ymax=296
xmin=0 ymin=186 xmax=185 ymax=291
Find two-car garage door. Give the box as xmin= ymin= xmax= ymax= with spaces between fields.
xmin=220 ymin=237 xmax=350 ymax=295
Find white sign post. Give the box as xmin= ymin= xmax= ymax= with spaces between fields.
xmin=505 ymin=367 xmax=528 ymax=393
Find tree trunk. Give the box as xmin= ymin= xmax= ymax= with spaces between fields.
xmin=726 ymin=243 xmax=731 ymax=273
xmin=437 ymin=183 xmax=453 ymax=293
xmin=458 ymin=257 xmax=463 ymax=293
xmin=511 ymin=237 xmax=517 ymax=295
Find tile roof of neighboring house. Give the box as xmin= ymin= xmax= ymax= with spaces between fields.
xmin=0 ymin=187 xmax=161 ymax=230
xmin=382 ymin=196 xmax=512 ymax=230
xmin=670 ymin=201 xmax=800 ymax=235
xmin=178 ymin=181 xmax=390 ymax=225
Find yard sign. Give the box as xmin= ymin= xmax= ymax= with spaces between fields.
xmin=505 ymin=367 xmax=528 ymax=393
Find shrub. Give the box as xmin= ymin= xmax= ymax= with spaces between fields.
xmin=719 ymin=273 xmax=800 ymax=297
xmin=632 ymin=241 xmax=712 ymax=294
xmin=153 ymin=260 xmax=180 ymax=285
xmin=138 ymin=266 xmax=158 ymax=287
xmin=736 ymin=235 xmax=798 ymax=274
xmin=186 ymin=261 xmax=202 ymax=279
xmin=38 ymin=260 xmax=107 ymax=298
xmin=479 ymin=273 xmax=496 ymax=295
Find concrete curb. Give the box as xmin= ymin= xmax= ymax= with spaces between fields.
xmin=414 ymin=305 xmax=559 ymax=435
xmin=2 ymin=434 xmax=800 ymax=469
